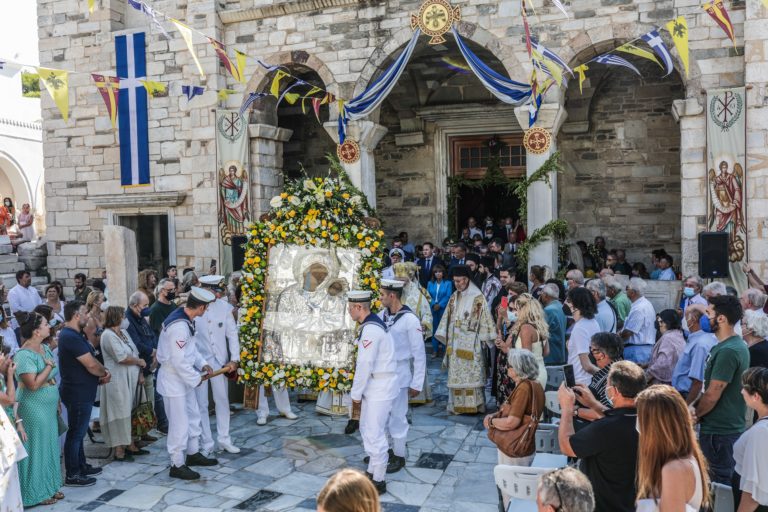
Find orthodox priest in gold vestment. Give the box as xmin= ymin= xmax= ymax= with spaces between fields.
xmin=434 ymin=264 xmax=496 ymax=414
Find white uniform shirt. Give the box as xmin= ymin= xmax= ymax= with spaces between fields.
xmin=379 ymin=306 xmax=426 ymax=391
xmin=157 ymin=314 xmax=208 ymax=397
xmin=350 ymin=314 xmax=398 ymax=403
xmin=194 ymin=298 xmax=239 ymax=368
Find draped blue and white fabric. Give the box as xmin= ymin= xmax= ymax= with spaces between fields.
xmin=452 ymin=26 xmax=532 ymax=106
xmin=338 ymin=29 xmax=421 ymax=143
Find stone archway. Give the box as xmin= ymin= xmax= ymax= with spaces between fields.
xmin=0 ymin=151 xmax=34 ymax=211
xmin=558 ymin=45 xmax=686 ymax=268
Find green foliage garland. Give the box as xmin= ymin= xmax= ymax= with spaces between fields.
xmin=516 ymin=219 xmax=569 ymax=273
xmin=512 ymin=151 xmax=562 ymax=225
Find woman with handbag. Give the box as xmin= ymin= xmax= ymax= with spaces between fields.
xmin=13 ymin=312 xmax=63 ymax=506
xmin=100 ymin=306 xmax=147 ymax=461
xmin=483 ymin=349 xmax=545 ymax=509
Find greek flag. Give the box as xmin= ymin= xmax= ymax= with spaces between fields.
xmin=531 ymin=38 xmax=574 ymax=76
xmin=116 ymin=32 xmax=150 ymax=187
xmin=594 ymin=53 xmax=641 ymax=76
xmin=641 ymin=30 xmax=674 ymax=77
xmin=182 ymin=85 xmax=205 ymax=101
xmin=239 ymin=92 xmax=266 ymax=118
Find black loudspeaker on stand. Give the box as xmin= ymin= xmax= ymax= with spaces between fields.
xmin=698 ymin=232 xmax=729 ymax=278
xmin=231 ymin=235 xmax=247 ymax=272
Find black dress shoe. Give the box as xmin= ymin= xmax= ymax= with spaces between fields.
xmin=64 ymin=475 xmax=97 ymax=487
xmin=185 ymin=452 xmax=219 ymax=467
xmin=169 ymin=465 xmax=200 ymax=480
xmin=372 ymin=479 xmax=387 ymax=495
xmin=344 ymin=419 xmax=359 ymax=434
xmin=386 ymin=455 xmax=406 ymax=474
xmin=83 ymin=465 xmax=103 ymax=476
xmin=128 ymin=448 xmax=150 ymax=456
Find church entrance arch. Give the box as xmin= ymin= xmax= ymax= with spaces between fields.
xmin=0 ymin=152 xmax=33 ymax=214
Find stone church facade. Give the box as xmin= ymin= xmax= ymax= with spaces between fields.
xmin=37 ymin=0 xmax=768 ymax=289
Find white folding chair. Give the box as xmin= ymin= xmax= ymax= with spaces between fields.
xmin=494 ymin=465 xmax=552 ymax=512
xmin=545 ymin=365 xmax=565 ymax=390
xmin=545 ymin=390 xmax=561 ymax=417
xmin=711 ymin=482 xmax=734 ymax=512
xmin=535 ymin=423 xmax=561 ymax=455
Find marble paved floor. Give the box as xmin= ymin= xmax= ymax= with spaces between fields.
xmin=53 ymin=356 xmax=501 ymax=512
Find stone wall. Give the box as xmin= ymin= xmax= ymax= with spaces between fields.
xmin=558 ymin=59 xmax=685 ymax=267
xmin=36 ymin=0 xmax=768 ymax=286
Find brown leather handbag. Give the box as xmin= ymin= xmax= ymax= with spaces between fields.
xmin=487 ymin=380 xmax=540 ymax=458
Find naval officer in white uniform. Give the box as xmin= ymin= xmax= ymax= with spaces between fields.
xmin=157 ymin=287 xmax=218 ymax=480
xmin=194 ymin=275 xmax=241 ymax=454
xmin=378 ymin=279 xmax=426 ymax=474
xmin=347 ymin=289 xmax=398 ymax=495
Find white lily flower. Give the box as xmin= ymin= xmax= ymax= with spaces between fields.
xmin=269 ymin=196 xmax=283 ymax=208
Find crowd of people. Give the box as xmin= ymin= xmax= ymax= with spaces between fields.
xmin=0 ymin=197 xmax=36 ymax=247
xmin=2 ymin=212 xmax=768 ymax=511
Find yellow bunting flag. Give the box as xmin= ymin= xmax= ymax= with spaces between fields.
xmin=666 ymin=16 xmax=690 ymax=78
xmin=573 ymin=64 xmax=588 ymax=94
xmin=617 ymin=43 xmax=661 ymax=68
xmin=88 ymin=0 xmax=95 ymax=13
xmin=763 ymin=0 xmax=768 ymax=8
xmin=301 ymin=86 xmax=323 ymax=114
xmin=531 ymin=49 xmax=563 ymax=87
xmin=235 ymin=50 xmax=247 ymax=84
xmin=140 ymin=80 xmax=167 ymax=98
xmin=217 ymin=89 xmax=236 ymax=101
xmin=38 ymin=68 xmax=69 ymax=122
xmin=170 ymin=19 xmax=205 ymax=78
xmin=270 ymin=70 xmax=290 ymax=98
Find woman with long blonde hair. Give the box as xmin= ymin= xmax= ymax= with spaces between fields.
xmin=506 ymin=293 xmax=549 ymax=387
xmin=317 ymin=469 xmax=380 ymax=512
xmin=635 ymin=384 xmax=710 ymax=512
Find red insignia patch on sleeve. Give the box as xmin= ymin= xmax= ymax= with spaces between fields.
xmin=176 ymin=340 xmax=187 ymax=349
xmin=362 ymin=340 xmax=372 ymax=349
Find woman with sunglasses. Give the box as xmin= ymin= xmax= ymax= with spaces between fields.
xmin=571 ymin=332 xmax=624 ymax=422
xmin=635 ymin=384 xmax=709 ymax=512
xmin=12 ymin=313 xmax=64 ymax=506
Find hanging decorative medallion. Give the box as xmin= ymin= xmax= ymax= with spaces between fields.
xmin=523 ymin=127 xmax=552 ymax=154
xmin=337 ymin=139 xmax=361 ymax=164
xmin=411 ymin=0 xmax=461 ymax=45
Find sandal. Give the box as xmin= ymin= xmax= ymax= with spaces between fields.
xmin=40 ymin=498 xmax=58 ymax=506
xmin=54 ymin=492 xmax=65 ymax=500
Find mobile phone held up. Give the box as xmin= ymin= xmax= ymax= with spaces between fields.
xmin=501 ymin=296 xmax=509 ymax=310
xmin=563 ymin=364 xmax=576 ymax=388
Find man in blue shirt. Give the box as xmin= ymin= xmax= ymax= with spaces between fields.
xmin=58 ymin=300 xmax=110 ymax=487
xmin=540 ymin=283 xmax=567 ymax=364
xmin=672 ymin=305 xmax=717 ymax=402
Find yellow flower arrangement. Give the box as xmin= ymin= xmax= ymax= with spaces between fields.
xmin=238 ymin=170 xmax=383 ymax=391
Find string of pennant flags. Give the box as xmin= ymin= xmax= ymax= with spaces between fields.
xmin=0 ymin=0 xmax=750 ymax=134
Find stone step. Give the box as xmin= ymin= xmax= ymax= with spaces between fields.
xmin=0 ymin=274 xmax=49 ymax=290
xmin=0 ymin=255 xmax=19 ymax=264
xmin=0 ymin=262 xmax=25 ymax=274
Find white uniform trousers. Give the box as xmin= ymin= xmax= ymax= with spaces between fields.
xmin=256 ymin=386 xmax=292 ymax=420
xmin=387 ymin=387 xmax=410 ymax=457
xmin=195 ymin=373 xmax=231 ymax=453
xmin=361 ymin=397 xmax=395 ymax=482
xmin=163 ymin=391 xmax=202 ymax=467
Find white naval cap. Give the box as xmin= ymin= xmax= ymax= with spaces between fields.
xmin=199 ymin=274 xmax=225 ymax=288
xmin=389 ymin=248 xmax=405 ymax=259
xmin=381 ymin=279 xmax=404 ymax=291
xmin=347 ymin=290 xmax=372 ymax=303
xmin=188 ymin=286 xmax=216 ymax=304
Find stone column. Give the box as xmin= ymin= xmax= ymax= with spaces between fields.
xmin=104 ymin=225 xmax=138 ymax=308
xmin=323 ymin=120 xmax=388 ymax=209
xmin=249 ymin=124 xmax=293 ymax=216
xmin=513 ymin=104 xmax=567 ymax=272
xmin=672 ymin=98 xmax=706 ymax=278
xmin=744 ymin=2 xmax=768 ymax=277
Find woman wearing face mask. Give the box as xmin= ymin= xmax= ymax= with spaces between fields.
xmin=571 ymin=332 xmax=624 ymax=422
xmin=645 ymin=309 xmax=686 ymax=385
xmin=507 ymin=294 xmax=549 ymax=388
xmin=99 ymin=306 xmax=147 ymax=461
xmin=494 ymin=282 xmax=528 ymax=403
xmin=565 ymin=287 xmax=601 ymax=386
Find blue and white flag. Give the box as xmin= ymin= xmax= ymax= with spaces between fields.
xmin=127 ymin=0 xmax=171 ymax=39
xmin=239 ymin=92 xmax=265 ymax=118
xmin=641 ymin=30 xmax=674 ymax=77
xmin=531 ymin=38 xmax=574 ymax=76
xmin=182 ymin=85 xmax=205 ymax=101
xmin=594 ymin=53 xmax=641 ymax=76
xmin=116 ymin=32 xmax=150 ymax=187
